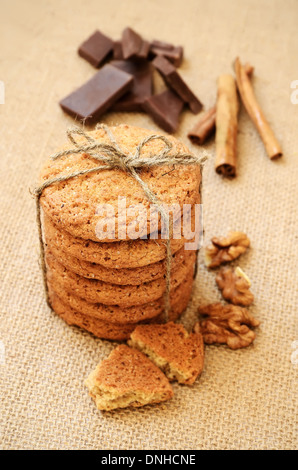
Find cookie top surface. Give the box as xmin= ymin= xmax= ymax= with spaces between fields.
xmin=39 ymin=124 xmax=201 ymax=242
xmin=129 ymin=322 xmax=204 ymax=384
xmin=86 ymin=344 xmax=173 ymax=395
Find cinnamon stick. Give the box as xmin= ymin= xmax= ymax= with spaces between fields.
xmin=243 ymin=62 xmax=254 ymax=77
xmin=234 ymin=57 xmax=282 ymax=160
xmin=215 ymin=74 xmax=239 ymax=177
xmin=188 ymin=106 xmax=216 ymax=145
xmin=188 ymin=64 xmax=253 ymax=147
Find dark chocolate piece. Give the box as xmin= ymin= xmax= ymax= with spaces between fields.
xmin=113 ymin=40 xmax=124 ymax=60
xmin=78 ymin=30 xmax=114 ymax=68
xmin=138 ymin=40 xmax=150 ymax=59
xmin=150 ymin=40 xmax=183 ymax=67
xmin=110 ymin=60 xmax=153 ymax=112
xmin=151 ymin=47 xmax=183 ymax=67
xmin=59 ymin=64 xmax=133 ymax=123
xmin=151 ymin=40 xmax=175 ymax=51
xmin=152 ymin=55 xmax=202 ymax=114
xmin=142 ymin=90 xmax=184 ymax=133
xmin=122 ymin=27 xmax=143 ymax=59
xmin=120 ymin=28 xmax=150 ymax=60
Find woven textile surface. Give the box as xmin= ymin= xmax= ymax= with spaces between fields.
xmin=0 ymin=0 xmax=297 ymax=450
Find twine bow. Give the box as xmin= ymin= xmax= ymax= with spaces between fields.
xmin=35 ymin=123 xmax=207 ymax=322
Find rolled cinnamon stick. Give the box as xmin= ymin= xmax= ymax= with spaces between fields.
xmin=215 ymin=74 xmax=239 ymax=177
xmin=188 ymin=64 xmax=253 ymax=148
xmin=188 ymin=106 xmax=216 ymax=145
xmin=244 ymin=62 xmax=254 ymax=77
xmin=234 ymin=57 xmax=282 ymax=160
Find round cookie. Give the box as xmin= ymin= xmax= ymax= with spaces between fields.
xmin=39 ymin=124 xmax=201 ymax=242
xmin=48 ymin=276 xmax=192 ymax=341
xmin=45 ymin=249 xmax=196 ymax=307
xmin=47 ymin=240 xmax=188 ymax=285
xmin=43 ymin=205 xmax=197 ymax=268
xmin=47 ymin=268 xmax=194 ymax=324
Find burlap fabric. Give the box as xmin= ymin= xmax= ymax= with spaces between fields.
xmin=0 ymin=0 xmax=297 ymax=450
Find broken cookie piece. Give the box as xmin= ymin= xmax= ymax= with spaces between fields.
xmin=85 ymin=345 xmax=173 ymax=411
xmin=216 ymin=266 xmax=254 ymax=306
xmin=197 ymin=303 xmax=260 ymax=349
xmin=204 ymin=231 xmax=250 ymax=268
xmin=128 ymin=321 xmax=204 ymax=385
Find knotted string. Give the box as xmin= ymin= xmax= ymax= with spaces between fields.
xmin=34 ymin=124 xmax=208 ymax=322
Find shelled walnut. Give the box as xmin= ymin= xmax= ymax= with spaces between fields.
xmin=204 ymin=231 xmax=250 ymax=268
xmin=216 ymin=266 xmax=254 ymax=306
xmin=196 ymin=303 xmax=260 ymax=349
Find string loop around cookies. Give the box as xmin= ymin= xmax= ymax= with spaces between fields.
xmin=34 ymin=123 xmax=208 ymax=322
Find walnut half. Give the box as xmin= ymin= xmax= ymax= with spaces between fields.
xmin=196 ymin=303 xmax=260 ymax=349
xmin=204 ymin=231 xmax=250 ymax=268
xmin=216 ymin=266 xmax=254 ymax=306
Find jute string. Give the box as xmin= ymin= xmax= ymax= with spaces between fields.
xmin=34 ymin=124 xmax=207 ymax=322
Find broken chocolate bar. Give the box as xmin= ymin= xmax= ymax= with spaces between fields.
xmin=151 ymin=39 xmax=174 ymax=51
xmin=150 ymin=40 xmax=183 ymax=67
xmin=78 ymin=30 xmax=114 ymax=68
xmin=138 ymin=40 xmax=150 ymax=59
xmin=110 ymin=60 xmax=153 ymax=112
xmin=121 ymin=27 xmax=149 ymax=60
xmin=113 ymin=40 xmax=124 ymax=60
xmin=59 ymin=64 xmax=133 ymax=123
xmin=152 ymin=55 xmax=202 ymax=114
xmin=142 ymin=89 xmax=184 ymax=133
xmin=122 ymin=27 xmax=143 ymax=59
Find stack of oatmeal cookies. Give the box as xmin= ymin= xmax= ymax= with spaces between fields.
xmin=39 ymin=124 xmax=201 ymax=340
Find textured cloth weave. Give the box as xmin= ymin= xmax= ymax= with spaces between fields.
xmin=0 ymin=0 xmax=297 ymax=450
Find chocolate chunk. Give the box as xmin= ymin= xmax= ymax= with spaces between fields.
xmin=121 ymin=27 xmax=149 ymax=60
xmin=110 ymin=60 xmax=153 ymax=112
xmin=151 ymin=40 xmax=175 ymax=51
xmin=113 ymin=40 xmax=124 ymax=60
xmin=152 ymin=55 xmax=202 ymax=114
xmin=142 ymin=90 xmax=184 ymax=133
xmin=151 ymin=46 xmax=183 ymax=67
xmin=78 ymin=30 xmax=114 ymax=68
xmin=150 ymin=40 xmax=183 ymax=67
xmin=122 ymin=27 xmax=143 ymax=59
xmin=138 ymin=40 xmax=150 ymax=59
xmin=59 ymin=64 xmax=133 ymax=123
